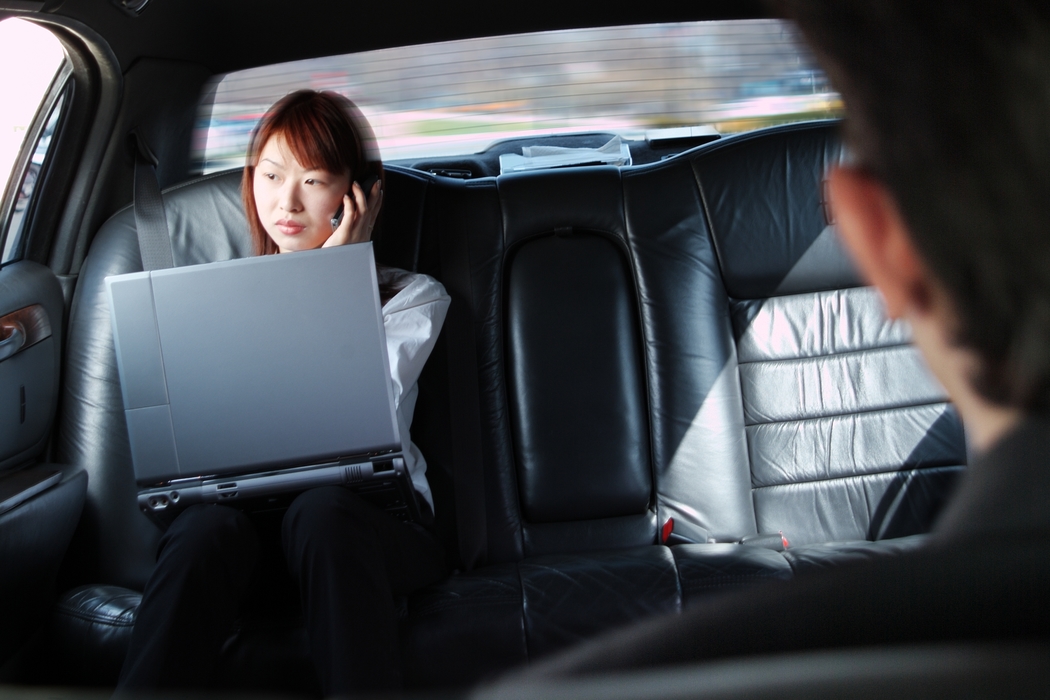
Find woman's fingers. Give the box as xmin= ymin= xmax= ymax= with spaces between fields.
xmin=348 ymin=180 xmax=383 ymax=244
xmin=363 ymin=181 xmax=383 ymax=234
xmin=348 ymin=183 xmax=369 ymax=243
xmin=322 ymin=193 xmax=356 ymax=248
xmin=322 ymin=180 xmax=383 ymax=249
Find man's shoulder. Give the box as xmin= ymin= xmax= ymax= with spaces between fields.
xmin=934 ymin=414 xmax=1050 ymax=541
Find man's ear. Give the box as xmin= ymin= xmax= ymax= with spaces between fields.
xmin=828 ymin=165 xmax=930 ymax=318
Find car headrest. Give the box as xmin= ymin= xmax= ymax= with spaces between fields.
xmin=691 ymin=122 xmax=862 ymax=300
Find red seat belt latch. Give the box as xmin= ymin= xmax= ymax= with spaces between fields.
xmin=661 ymin=518 xmax=675 ymax=544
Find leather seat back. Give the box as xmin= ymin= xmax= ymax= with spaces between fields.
xmin=499 ymin=169 xmax=658 ymax=555
xmin=57 ymin=170 xmax=249 ymax=587
xmin=689 ymin=122 xmax=966 ymax=545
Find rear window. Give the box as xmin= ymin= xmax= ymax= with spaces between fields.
xmin=193 ymin=19 xmax=840 ymax=173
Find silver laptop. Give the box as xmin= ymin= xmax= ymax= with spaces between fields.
xmin=105 ymin=243 xmax=420 ymax=523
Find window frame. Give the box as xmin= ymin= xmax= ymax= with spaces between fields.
xmin=0 ymin=57 xmax=73 ymax=266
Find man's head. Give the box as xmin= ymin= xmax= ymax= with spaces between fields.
xmin=786 ymin=1 xmax=1050 ymax=419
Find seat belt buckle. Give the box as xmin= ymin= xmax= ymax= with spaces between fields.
xmin=738 ymin=531 xmax=790 ymax=551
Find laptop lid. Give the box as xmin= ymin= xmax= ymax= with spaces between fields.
xmin=106 ymin=243 xmax=401 ymax=486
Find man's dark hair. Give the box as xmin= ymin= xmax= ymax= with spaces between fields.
xmin=786 ymin=1 xmax=1050 ymax=411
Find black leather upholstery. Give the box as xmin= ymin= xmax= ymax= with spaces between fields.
xmin=695 ymin=123 xmax=964 ymax=546
xmin=507 ymin=232 xmax=652 ymax=524
xmin=672 ymin=544 xmax=792 ymax=608
xmin=622 ymin=158 xmax=757 ymax=544
xmin=402 ymin=563 xmax=525 ymax=688
xmin=56 ymin=170 xmax=251 ymax=590
xmin=41 ymin=584 xmax=139 ymax=686
xmin=44 ymin=121 xmax=967 ymax=691
xmin=691 ymin=122 xmax=859 ymax=298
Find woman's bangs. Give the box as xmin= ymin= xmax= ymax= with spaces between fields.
xmin=279 ymin=106 xmax=347 ymax=176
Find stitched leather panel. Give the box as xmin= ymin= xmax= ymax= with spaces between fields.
xmin=506 ymin=232 xmax=652 ymax=523
xmin=519 ymin=546 xmax=680 ymax=659
xmin=671 ymin=543 xmax=792 ymax=608
xmin=402 ymin=563 xmax=526 ymax=688
xmin=728 ymin=286 xmax=962 ymax=544
xmin=733 ymin=287 xmax=911 ymax=363
xmin=748 ymin=403 xmax=966 ymax=487
xmin=782 ymin=534 xmax=928 ymax=575
xmin=622 ymin=159 xmax=757 ymax=544
xmin=691 ymin=122 xmax=857 ymax=299
xmin=499 ymin=167 xmax=625 ymax=247
xmin=45 ymin=583 xmax=139 ymax=686
xmin=739 ymin=344 xmax=946 ymax=425
xmin=753 ymin=466 xmax=964 ymax=545
xmin=523 ymin=512 xmax=659 ymax=557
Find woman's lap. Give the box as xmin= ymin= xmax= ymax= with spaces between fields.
xmin=118 ymin=504 xmax=261 ymax=689
xmin=282 ymin=485 xmax=446 ymax=595
xmin=119 ymin=487 xmax=446 ymax=693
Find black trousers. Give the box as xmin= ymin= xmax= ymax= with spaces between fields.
xmin=117 ymin=486 xmax=446 ymax=695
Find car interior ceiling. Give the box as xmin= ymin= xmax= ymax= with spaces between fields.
xmin=45 ymin=0 xmax=767 ymax=76
xmin=2 ymin=2 xmax=1040 ymax=699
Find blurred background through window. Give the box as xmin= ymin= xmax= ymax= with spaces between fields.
xmin=194 ymin=19 xmax=841 ymax=173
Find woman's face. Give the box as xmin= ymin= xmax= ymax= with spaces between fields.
xmin=252 ymin=134 xmax=351 ymax=253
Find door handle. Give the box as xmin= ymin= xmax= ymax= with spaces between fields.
xmin=0 ymin=322 xmax=26 ymax=361
xmin=0 ymin=305 xmax=51 ymax=362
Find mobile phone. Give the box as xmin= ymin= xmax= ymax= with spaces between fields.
xmin=330 ymin=175 xmax=380 ymax=230
xmin=358 ymin=173 xmax=379 ymax=193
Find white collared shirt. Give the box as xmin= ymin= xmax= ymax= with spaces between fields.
xmin=378 ymin=267 xmax=450 ymax=512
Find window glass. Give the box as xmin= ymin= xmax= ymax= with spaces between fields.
xmin=0 ymin=18 xmax=66 ymax=262
xmin=4 ymin=91 xmax=66 ymax=262
xmin=194 ymin=19 xmax=841 ymax=173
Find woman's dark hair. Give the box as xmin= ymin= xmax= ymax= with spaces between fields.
xmin=786 ymin=0 xmax=1050 ymax=412
xmin=241 ymin=90 xmax=396 ymax=301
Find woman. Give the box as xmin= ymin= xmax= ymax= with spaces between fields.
xmin=118 ymin=90 xmax=450 ymax=695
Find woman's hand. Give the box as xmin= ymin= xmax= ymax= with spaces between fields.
xmin=323 ymin=179 xmax=383 ymax=249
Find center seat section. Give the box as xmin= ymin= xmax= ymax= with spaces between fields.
xmin=401 ymin=165 xmax=795 ymax=688
xmin=401 ymin=168 xmax=682 ymax=687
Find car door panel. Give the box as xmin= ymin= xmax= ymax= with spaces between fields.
xmin=0 ymin=259 xmax=63 ymax=472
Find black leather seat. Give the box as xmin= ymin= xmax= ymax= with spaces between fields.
xmin=42 ymin=121 xmax=965 ymax=692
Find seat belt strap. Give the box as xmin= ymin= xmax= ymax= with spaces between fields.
xmin=438 ymin=212 xmax=488 ymax=571
xmin=129 ymin=131 xmax=174 ymax=271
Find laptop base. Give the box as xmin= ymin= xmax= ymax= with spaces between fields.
xmin=138 ymin=457 xmax=421 ymax=527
